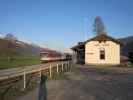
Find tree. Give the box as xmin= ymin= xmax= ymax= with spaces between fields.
xmin=93 ymin=16 xmax=106 ymax=35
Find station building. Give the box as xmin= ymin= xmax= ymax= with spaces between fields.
xmin=71 ymin=32 xmax=122 ymax=65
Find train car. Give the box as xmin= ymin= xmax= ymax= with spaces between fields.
xmin=40 ymin=48 xmax=66 ymax=63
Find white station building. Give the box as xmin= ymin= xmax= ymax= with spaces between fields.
xmin=72 ymin=32 xmax=122 ymax=65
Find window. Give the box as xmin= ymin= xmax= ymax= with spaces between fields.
xmin=100 ymin=48 xmax=105 ymax=60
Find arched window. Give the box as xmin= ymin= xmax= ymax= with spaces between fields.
xmin=100 ymin=48 xmax=105 ymax=60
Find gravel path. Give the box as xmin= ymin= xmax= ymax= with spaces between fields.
xmin=16 ymin=64 xmax=133 ymax=100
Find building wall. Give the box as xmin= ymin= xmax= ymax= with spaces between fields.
xmin=85 ymin=41 xmax=120 ymax=65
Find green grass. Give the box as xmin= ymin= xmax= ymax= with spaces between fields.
xmin=0 ymin=56 xmax=41 ymax=69
xmin=50 ymin=72 xmax=66 ymax=80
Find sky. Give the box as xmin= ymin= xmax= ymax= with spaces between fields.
xmin=0 ymin=0 xmax=133 ymax=52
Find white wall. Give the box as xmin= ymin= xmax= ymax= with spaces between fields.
xmin=85 ymin=41 xmax=120 ymax=65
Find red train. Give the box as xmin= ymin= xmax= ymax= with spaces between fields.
xmin=40 ymin=48 xmax=66 ymax=63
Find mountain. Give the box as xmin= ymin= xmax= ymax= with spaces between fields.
xmin=1 ymin=33 xmax=132 ymax=57
xmin=15 ymin=41 xmax=42 ymax=56
xmin=0 ymin=38 xmax=42 ymax=57
xmin=119 ymin=36 xmax=133 ymax=56
xmin=0 ymin=33 xmax=63 ymax=57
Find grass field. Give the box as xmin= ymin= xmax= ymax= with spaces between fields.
xmin=0 ymin=56 xmax=41 ymax=69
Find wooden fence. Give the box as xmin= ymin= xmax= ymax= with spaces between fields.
xmin=0 ymin=60 xmax=72 ymax=100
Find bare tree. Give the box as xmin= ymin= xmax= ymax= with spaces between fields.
xmin=93 ymin=16 xmax=106 ymax=35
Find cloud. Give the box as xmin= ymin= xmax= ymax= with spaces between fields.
xmin=63 ymin=48 xmax=73 ymax=53
xmin=37 ymin=43 xmax=49 ymax=48
xmin=21 ymin=39 xmax=32 ymax=44
xmin=0 ymin=34 xmax=4 ymax=38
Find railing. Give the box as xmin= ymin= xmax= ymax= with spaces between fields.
xmin=0 ymin=60 xmax=72 ymax=100
xmin=0 ymin=61 xmax=72 ymax=89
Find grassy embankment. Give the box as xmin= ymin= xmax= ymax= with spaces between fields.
xmin=0 ymin=56 xmax=41 ymax=69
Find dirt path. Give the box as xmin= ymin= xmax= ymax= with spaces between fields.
xmin=16 ymin=64 xmax=133 ymax=100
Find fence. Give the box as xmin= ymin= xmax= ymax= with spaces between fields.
xmin=0 ymin=60 xmax=72 ymax=100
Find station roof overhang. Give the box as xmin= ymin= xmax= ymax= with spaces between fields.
xmin=71 ymin=42 xmax=85 ymax=52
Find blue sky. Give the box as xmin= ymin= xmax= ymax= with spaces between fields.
xmin=0 ymin=0 xmax=133 ymax=51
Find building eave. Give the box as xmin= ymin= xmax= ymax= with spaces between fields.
xmin=84 ymin=34 xmax=123 ymax=46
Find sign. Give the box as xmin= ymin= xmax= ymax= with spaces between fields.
xmin=86 ymin=52 xmax=94 ymax=55
xmin=94 ymin=43 xmax=109 ymax=46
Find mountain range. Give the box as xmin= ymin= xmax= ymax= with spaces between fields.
xmin=0 ymin=34 xmax=133 ymax=57
xmin=0 ymin=38 xmax=42 ymax=57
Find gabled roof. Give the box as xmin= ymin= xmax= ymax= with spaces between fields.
xmin=71 ymin=33 xmax=123 ymax=51
xmin=85 ymin=33 xmax=122 ymax=45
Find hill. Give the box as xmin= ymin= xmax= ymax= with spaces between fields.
xmin=0 ymin=37 xmax=42 ymax=69
xmin=119 ymin=36 xmax=133 ymax=56
xmin=0 ymin=38 xmax=42 ymax=57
